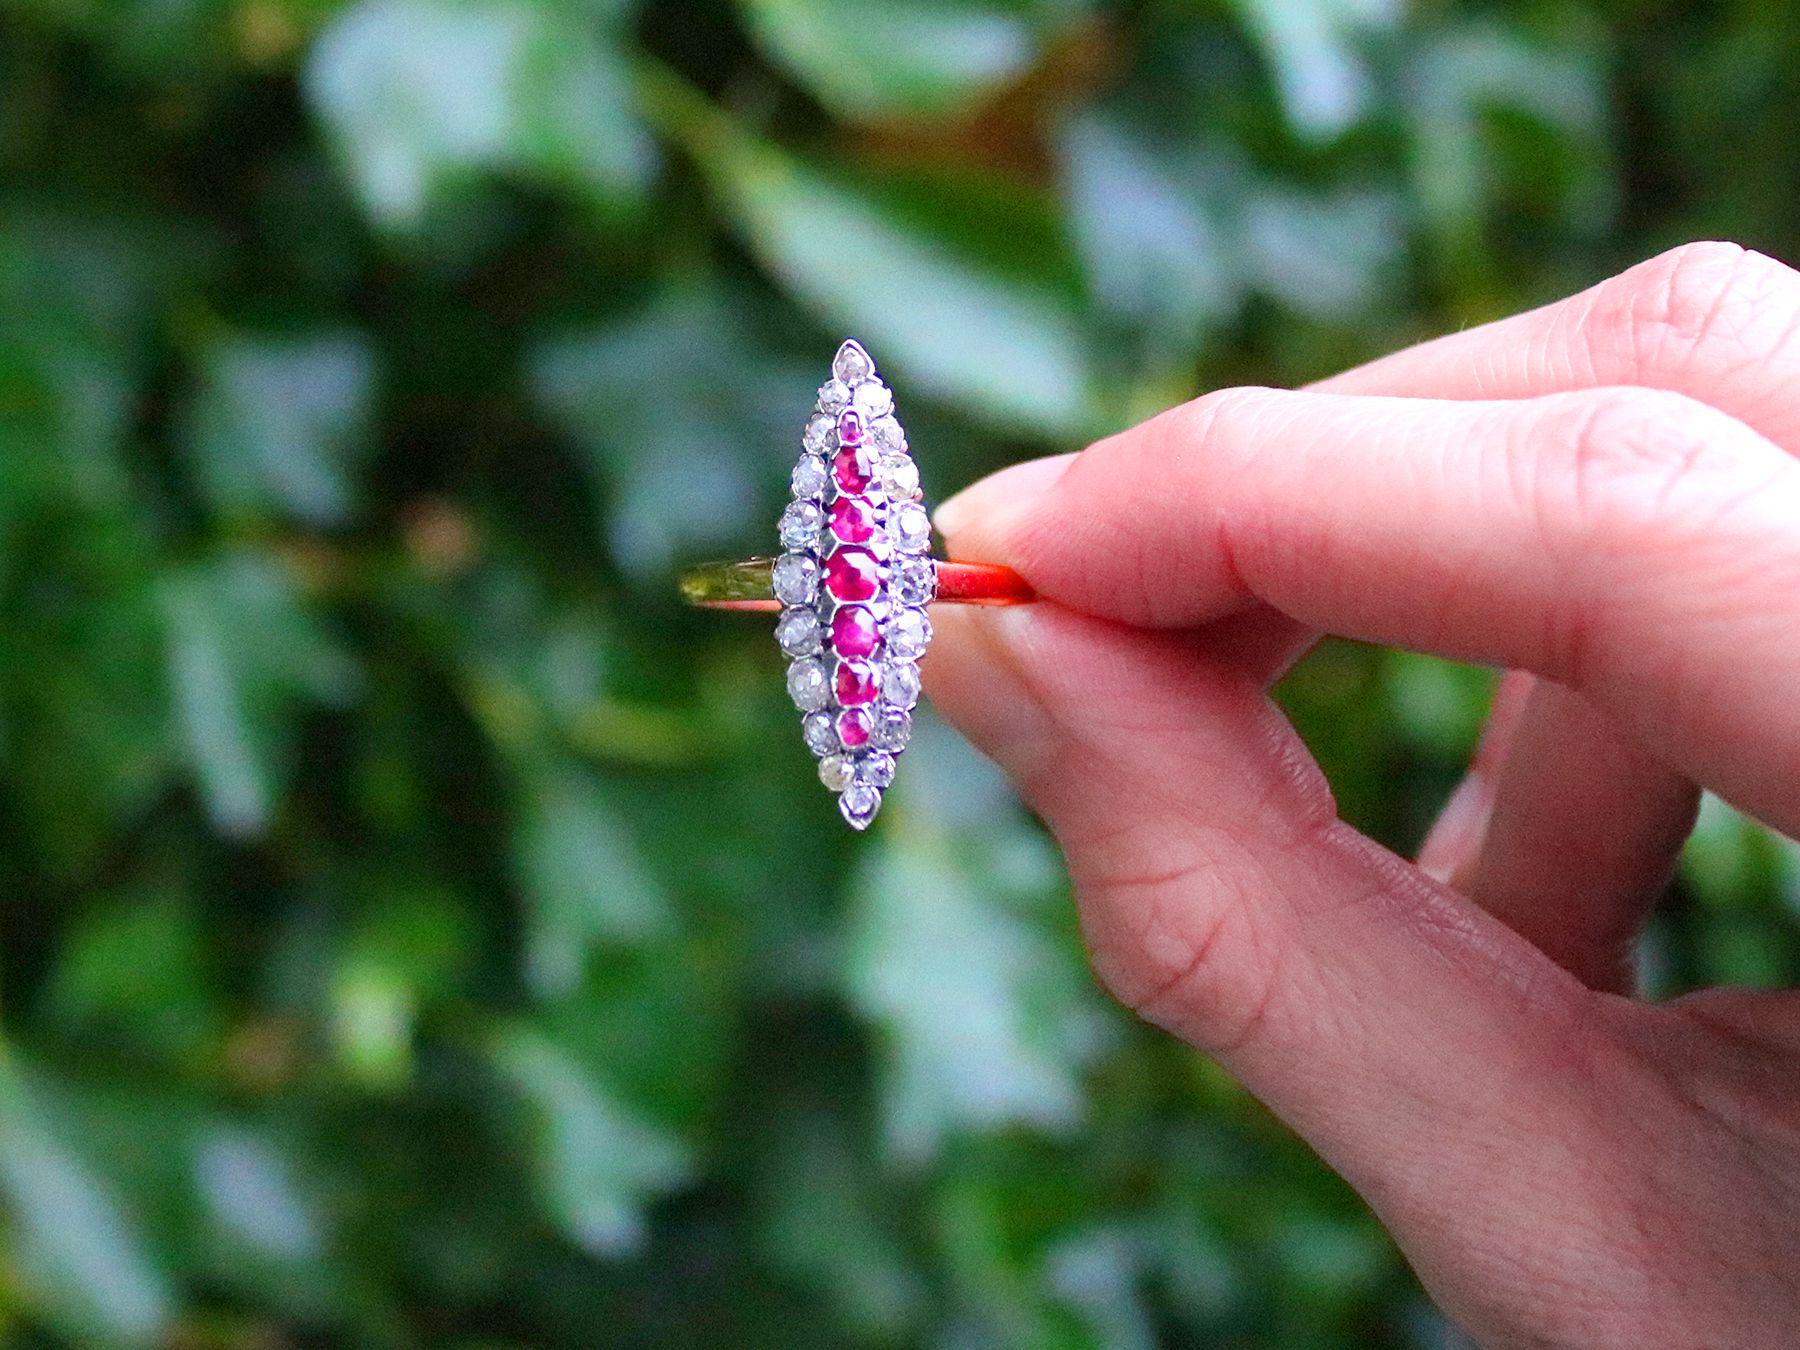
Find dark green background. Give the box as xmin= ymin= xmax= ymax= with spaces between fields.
xmin=3 ymin=0 xmax=1798 ymax=1344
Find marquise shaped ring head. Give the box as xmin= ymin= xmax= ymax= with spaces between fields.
xmin=678 ymin=340 xmax=1034 ymax=830
xmin=776 ymin=341 xmax=935 ymax=829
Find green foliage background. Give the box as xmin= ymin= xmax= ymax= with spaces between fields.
xmin=3 ymin=0 xmax=1800 ymax=1344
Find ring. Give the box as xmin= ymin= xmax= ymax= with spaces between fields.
xmin=679 ymin=339 xmax=1034 ymax=829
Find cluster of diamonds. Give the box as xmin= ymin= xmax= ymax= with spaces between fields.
xmin=774 ymin=340 xmax=935 ymax=830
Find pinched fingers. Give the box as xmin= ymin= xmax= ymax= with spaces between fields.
xmin=937 ymin=384 xmax=1800 ymax=836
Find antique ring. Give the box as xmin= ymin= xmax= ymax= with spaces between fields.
xmin=679 ymin=339 xmax=1034 ymax=829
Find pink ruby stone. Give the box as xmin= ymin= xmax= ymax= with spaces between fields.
xmin=836 ymin=408 xmax=865 ymax=446
xmin=824 ymin=547 xmax=879 ymax=602
xmin=831 ymin=604 xmax=879 ymax=658
xmin=836 ymin=708 xmax=872 ymax=748
xmin=833 ymin=445 xmax=872 ymax=494
xmin=835 ymin=660 xmax=879 ymax=706
xmin=829 ymin=495 xmax=876 ymax=543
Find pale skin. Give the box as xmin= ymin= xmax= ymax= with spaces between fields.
xmin=924 ymin=242 xmax=1800 ymax=1348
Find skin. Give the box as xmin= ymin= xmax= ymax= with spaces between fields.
xmin=924 ymin=242 xmax=1800 ymax=1348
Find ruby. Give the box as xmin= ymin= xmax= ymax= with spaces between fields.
xmin=837 ymin=408 xmax=865 ymax=446
xmin=829 ymin=495 xmax=876 ymax=543
xmin=831 ymin=604 xmax=879 ymax=658
xmin=824 ymin=547 xmax=879 ymax=602
xmin=833 ymin=445 xmax=872 ymax=494
xmin=836 ymin=708 xmax=872 ymax=748
xmin=835 ymin=660 xmax=879 ymax=705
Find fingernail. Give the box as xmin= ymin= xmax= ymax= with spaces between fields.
xmin=933 ymin=453 xmax=1077 ymax=548
xmin=1416 ymin=771 xmax=1495 ymax=885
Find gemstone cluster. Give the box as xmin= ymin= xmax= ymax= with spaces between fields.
xmin=778 ymin=339 xmax=934 ymax=829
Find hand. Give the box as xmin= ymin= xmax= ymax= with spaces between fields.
xmin=925 ymin=242 xmax=1800 ymax=1348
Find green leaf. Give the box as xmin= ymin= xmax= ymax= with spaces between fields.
xmin=845 ymin=714 xmax=1107 ymax=1161
xmin=643 ymin=69 xmax=1101 ymax=436
xmin=488 ymin=1023 xmax=692 ymax=1256
xmin=1058 ymin=110 xmax=1241 ymax=354
xmin=0 ymin=1059 xmax=172 ymax=1345
xmin=530 ymin=280 xmax=809 ymax=577
xmin=306 ymin=0 xmax=655 ymax=229
xmin=160 ymin=553 xmax=358 ymax=836
xmin=513 ymin=763 xmax=673 ymax=998
xmin=41 ymin=887 xmax=222 ymax=1066
xmin=738 ymin=0 xmax=1081 ymax=122
xmin=1228 ymin=0 xmax=1398 ymax=141
xmin=182 ymin=327 xmax=376 ymax=528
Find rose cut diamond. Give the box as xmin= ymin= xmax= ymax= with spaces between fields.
xmin=780 ymin=500 xmax=823 ymax=550
xmin=773 ymin=553 xmax=818 ymax=605
xmin=776 ymin=607 xmax=822 ymax=657
xmin=791 ymin=454 xmax=829 ymax=498
xmin=787 ymin=658 xmax=830 ymax=711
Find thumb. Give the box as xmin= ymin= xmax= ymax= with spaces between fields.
xmin=925 ymin=603 xmax=1649 ymax=1327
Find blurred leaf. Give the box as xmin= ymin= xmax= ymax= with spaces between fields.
xmin=194 ymin=1124 xmax=325 ymax=1269
xmin=758 ymin=1117 xmax=928 ymax=1337
xmin=512 ymin=762 xmax=673 ymax=998
xmin=846 ymin=718 xmax=1107 ymax=1161
xmin=739 ymin=0 xmax=1081 ymax=122
xmin=1229 ymin=0 xmax=1399 ymax=141
xmin=182 ymin=327 xmax=377 ymax=528
xmin=42 ymin=888 xmax=221 ymax=1065
xmin=0 ymin=206 xmax=199 ymax=510
xmin=328 ymin=881 xmax=475 ymax=1087
xmin=306 ymin=0 xmax=655 ymax=229
xmin=531 ymin=281 xmax=805 ymax=578
xmin=0 ymin=1059 xmax=172 ymax=1344
xmin=1059 ymin=109 xmax=1240 ymax=356
xmin=488 ymin=1022 xmax=693 ymax=1256
xmin=160 ymin=553 xmax=358 ymax=836
xmin=645 ymin=68 xmax=1101 ymax=436
xmin=1405 ymin=26 xmax=1614 ymax=260
xmin=1243 ymin=181 xmax=1403 ymax=319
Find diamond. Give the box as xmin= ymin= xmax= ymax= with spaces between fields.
xmin=787 ymin=658 xmax=830 ymax=711
xmin=836 ymin=408 xmax=866 ymax=446
xmin=780 ymin=500 xmax=823 ymax=550
xmin=882 ymin=662 xmax=921 ymax=709
xmin=840 ymin=783 xmax=881 ymax=829
xmin=871 ymin=707 xmax=911 ymax=751
xmin=818 ymin=379 xmax=851 ymax=413
xmin=836 ymin=707 xmax=872 ymax=748
xmin=824 ymin=547 xmax=880 ymax=602
xmin=855 ymin=752 xmax=896 ymax=787
xmin=870 ymin=416 xmax=905 ymax=453
xmin=802 ymin=710 xmax=838 ymax=756
xmin=886 ymin=607 xmax=931 ymax=660
xmin=818 ymin=754 xmax=855 ymax=792
xmin=829 ymin=495 xmax=877 ymax=544
xmin=835 ymin=659 xmax=879 ymax=706
xmin=852 ymin=380 xmax=893 ymax=418
xmin=889 ymin=502 xmax=931 ymax=553
xmin=877 ymin=455 xmax=920 ymax=500
xmin=832 ymin=340 xmax=872 ymax=384
xmin=893 ymin=556 xmax=936 ymax=606
xmin=775 ymin=606 xmax=822 ymax=657
xmin=773 ymin=553 xmax=819 ymax=605
xmin=791 ymin=454 xmax=829 ymax=498
xmin=830 ymin=605 xmax=879 ymax=659
xmin=803 ymin=413 xmax=835 ymax=453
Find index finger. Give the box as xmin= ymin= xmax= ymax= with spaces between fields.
xmin=936 ymin=384 xmax=1800 ymax=836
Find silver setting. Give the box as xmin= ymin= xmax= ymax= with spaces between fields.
xmin=775 ymin=339 xmax=934 ymax=830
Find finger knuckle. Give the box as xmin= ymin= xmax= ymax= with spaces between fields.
xmin=1532 ymin=387 xmax=1742 ymax=539
xmin=1585 ymin=239 xmax=1800 ymax=378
